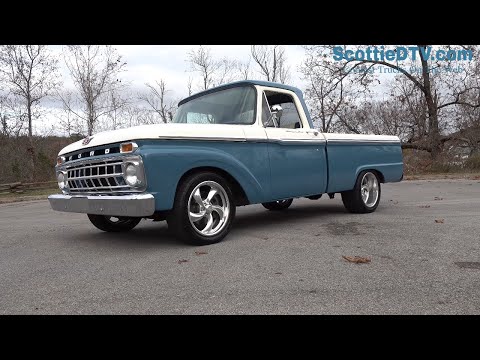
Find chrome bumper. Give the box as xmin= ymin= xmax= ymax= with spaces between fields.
xmin=48 ymin=193 xmax=155 ymax=217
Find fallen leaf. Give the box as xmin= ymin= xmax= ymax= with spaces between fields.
xmin=419 ymin=205 xmax=431 ymax=208
xmin=195 ymin=251 xmax=208 ymax=256
xmin=342 ymin=255 xmax=371 ymax=264
xmin=435 ymin=219 xmax=445 ymax=223
xmin=177 ymin=259 xmax=189 ymax=264
xmin=434 ymin=197 xmax=443 ymax=200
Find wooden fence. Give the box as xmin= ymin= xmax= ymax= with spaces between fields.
xmin=0 ymin=181 xmax=57 ymax=195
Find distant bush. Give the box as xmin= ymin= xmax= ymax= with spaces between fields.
xmin=0 ymin=135 xmax=82 ymax=184
xmin=464 ymin=154 xmax=480 ymax=170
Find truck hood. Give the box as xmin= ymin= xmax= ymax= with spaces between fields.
xmin=58 ymin=123 xmax=247 ymax=155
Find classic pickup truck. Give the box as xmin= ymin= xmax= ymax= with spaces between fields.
xmin=49 ymin=80 xmax=403 ymax=245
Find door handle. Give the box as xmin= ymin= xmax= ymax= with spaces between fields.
xmin=285 ymin=129 xmax=319 ymax=136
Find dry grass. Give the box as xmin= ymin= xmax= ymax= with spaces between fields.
xmin=404 ymin=172 xmax=480 ymax=180
xmin=0 ymin=187 xmax=59 ymax=204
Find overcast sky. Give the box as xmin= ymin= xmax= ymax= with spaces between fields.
xmin=50 ymin=45 xmax=309 ymax=101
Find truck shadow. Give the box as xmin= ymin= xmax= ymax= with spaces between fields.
xmin=234 ymin=203 xmax=347 ymax=231
xmin=74 ymin=222 xmax=181 ymax=248
xmin=72 ymin=203 xmax=348 ymax=248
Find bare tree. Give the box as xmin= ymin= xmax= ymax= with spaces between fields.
xmin=104 ymin=88 xmax=129 ymax=130
xmin=0 ymin=94 xmax=28 ymax=137
xmin=60 ymin=45 xmax=127 ymax=136
xmin=251 ymin=45 xmax=290 ymax=84
xmin=187 ymin=76 xmax=193 ymax=96
xmin=187 ymin=46 xmax=240 ymax=90
xmin=0 ymin=45 xmax=60 ymax=138
xmin=188 ymin=46 xmax=219 ymax=90
xmin=304 ymin=45 xmax=480 ymax=159
xmin=0 ymin=95 xmax=9 ymax=136
xmin=237 ymin=58 xmax=251 ymax=80
xmin=138 ymin=80 xmax=176 ymax=123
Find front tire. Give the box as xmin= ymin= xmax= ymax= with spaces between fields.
xmin=167 ymin=172 xmax=236 ymax=246
xmin=87 ymin=214 xmax=141 ymax=232
xmin=341 ymin=171 xmax=381 ymax=213
xmin=262 ymin=199 xmax=293 ymax=211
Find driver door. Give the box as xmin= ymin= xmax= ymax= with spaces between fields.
xmin=261 ymin=89 xmax=327 ymax=200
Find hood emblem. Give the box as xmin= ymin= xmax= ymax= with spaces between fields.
xmin=82 ymin=136 xmax=93 ymax=146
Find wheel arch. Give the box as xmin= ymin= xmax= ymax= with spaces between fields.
xmin=364 ymin=168 xmax=385 ymax=183
xmin=176 ymin=166 xmax=250 ymax=206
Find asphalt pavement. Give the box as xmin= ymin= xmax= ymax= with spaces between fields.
xmin=0 ymin=179 xmax=479 ymax=314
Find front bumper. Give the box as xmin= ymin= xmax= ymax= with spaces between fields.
xmin=48 ymin=193 xmax=155 ymax=217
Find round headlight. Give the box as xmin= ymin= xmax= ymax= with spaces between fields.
xmin=125 ymin=164 xmax=138 ymax=186
xmin=57 ymin=172 xmax=67 ymax=190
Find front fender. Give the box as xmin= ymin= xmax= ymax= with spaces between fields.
xmin=138 ymin=141 xmax=270 ymax=211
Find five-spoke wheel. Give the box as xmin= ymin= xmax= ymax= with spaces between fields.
xmin=188 ymin=181 xmax=231 ymax=237
xmin=341 ymin=170 xmax=381 ymax=213
xmin=167 ymin=172 xmax=236 ymax=245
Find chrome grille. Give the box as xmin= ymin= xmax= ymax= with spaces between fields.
xmin=65 ymin=158 xmax=134 ymax=194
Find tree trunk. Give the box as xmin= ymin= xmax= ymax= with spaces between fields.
xmin=419 ymin=46 xmax=441 ymax=159
xmin=26 ymin=99 xmax=35 ymax=181
xmin=88 ymin=106 xmax=94 ymax=136
xmin=1 ymin=114 xmax=7 ymax=136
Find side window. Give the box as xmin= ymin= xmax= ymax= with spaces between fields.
xmin=261 ymin=91 xmax=303 ymax=129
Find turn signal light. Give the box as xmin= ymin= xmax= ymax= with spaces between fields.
xmin=120 ymin=142 xmax=138 ymax=154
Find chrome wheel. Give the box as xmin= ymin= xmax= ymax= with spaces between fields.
xmin=360 ymin=172 xmax=379 ymax=207
xmin=188 ymin=181 xmax=230 ymax=237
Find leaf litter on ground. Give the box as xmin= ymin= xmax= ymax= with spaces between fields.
xmin=342 ymin=255 xmax=371 ymax=264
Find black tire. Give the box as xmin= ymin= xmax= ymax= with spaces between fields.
xmin=87 ymin=214 xmax=142 ymax=232
xmin=341 ymin=170 xmax=381 ymax=213
xmin=262 ymin=198 xmax=293 ymax=211
xmin=167 ymin=172 xmax=236 ymax=246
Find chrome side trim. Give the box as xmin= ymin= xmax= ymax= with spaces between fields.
xmin=326 ymin=139 xmax=400 ymax=144
xmin=156 ymin=136 xmax=326 ymax=145
xmin=158 ymin=136 xmax=246 ymax=142
xmin=48 ymin=193 xmax=155 ymax=217
xmin=268 ymin=139 xmax=326 ymax=145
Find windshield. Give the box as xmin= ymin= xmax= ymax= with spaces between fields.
xmin=173 ymin=86 xmax=256 ymax=125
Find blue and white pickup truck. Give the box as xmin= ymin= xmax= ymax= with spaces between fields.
xmin=49 ymin=80 xmax=403 ymax=245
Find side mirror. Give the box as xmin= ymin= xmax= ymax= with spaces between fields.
xmin=265 ymin=104 xmax=283 ymax=128
xmin=271 ymin=104 xmax=283 ymax=120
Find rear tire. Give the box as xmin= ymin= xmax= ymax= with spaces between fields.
xmin=87 ymin=214 xmax=141 ymax=232
xmin=167 ymin=172 xmax=236 ymax=246
xmin=341 ymin=171 xmax=381 ymax=213
xmin=262 ymin=199 xmax=293 ymax=211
